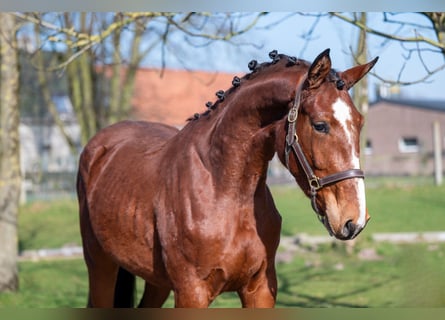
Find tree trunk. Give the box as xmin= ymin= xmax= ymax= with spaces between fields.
xmin=33 ymin=23 xmax=78 ymax=156
xmin=423 ymin=12 xmax=445 ymax=56
xmin=0 ymin=12 xmax=21 ymax=292
xmin=119 ymin=21 xmax=145 ymax=122
xmin=64 ymin=13 xmax=97 ymax=146
xmin=347 ymin=13 xmax=369 ymax=253
xmin=352 ymin=13 xmax=369 ymax=166
xmin=109 ymin=17 xmax=145 ymax=125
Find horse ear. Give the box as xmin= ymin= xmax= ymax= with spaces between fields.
xmin=306 ymin=48 xmax=332 ymax=89
xmin=340 ymin=57 xmax=379 ymax=90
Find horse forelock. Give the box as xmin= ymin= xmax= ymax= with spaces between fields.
xmin=327 ymin=69 xmax=346 ymax=90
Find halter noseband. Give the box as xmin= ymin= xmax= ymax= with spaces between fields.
xmin=284 ymin=79 xmax=365 ymax=224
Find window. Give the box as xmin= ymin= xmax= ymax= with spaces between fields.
xmin=398 ymin=137 xmax=419 ymax=153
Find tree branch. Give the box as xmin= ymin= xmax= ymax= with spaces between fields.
xmin=33 ymin=23 xmax=78 ymax=155
xmin=370 ymin=63 xmax=445 ymax=86
xmin=12 ymin=12 xmax=176 ymax=71
xmin=166 ymin=12 xmax=267 ymax=41
xmin=330 ymin=12 xmax=445 ymax=50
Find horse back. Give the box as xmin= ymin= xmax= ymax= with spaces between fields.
xmin=78 ymin=121 xmax=178 ymax=183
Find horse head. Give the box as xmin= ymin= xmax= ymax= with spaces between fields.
xmin=277 ymin=49 xmax=378 ymax=240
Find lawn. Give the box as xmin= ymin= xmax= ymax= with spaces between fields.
xmin=268 ymin=176 xmax=445 ymax=236
xmin=18 ymin=198 xmax=81 ymax=251
xmin=1 ymin=242 xmax=444 ymax=307
xmin=2 ymin=176 xmax=444 ymax=307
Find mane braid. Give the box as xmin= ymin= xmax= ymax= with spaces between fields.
xmin=186 ymin=53 xmax=301 ymax=122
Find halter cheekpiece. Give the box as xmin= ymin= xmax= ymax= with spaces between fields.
xmin=284 ymin=77 xmax=365 ymax=225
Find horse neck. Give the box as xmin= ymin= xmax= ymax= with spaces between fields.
xmin=203 ymin=73 xmax=302 ymax=195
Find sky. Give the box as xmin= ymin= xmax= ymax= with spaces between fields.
xmin=141 ymin=12 xmax=445 ymax=102
xmin=2 ymin=0 xmax=444 ymax=13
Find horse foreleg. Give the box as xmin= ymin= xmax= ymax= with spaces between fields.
xmin=138 ymin=282 xmax=171 ymax=308
xmin=237 ymin=263 xmax=277 ymax=308
xmin=173 ymin=283 xmax=214 ymax=308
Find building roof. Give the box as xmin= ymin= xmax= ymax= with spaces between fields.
xmin=371 ymin=97 xmax=445 ymax=113
xmin=131 ymin=67 xmax=238 ymax=127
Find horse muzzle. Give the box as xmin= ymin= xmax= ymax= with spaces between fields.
xmin=320 ymin=209 xmax=370 ymax=240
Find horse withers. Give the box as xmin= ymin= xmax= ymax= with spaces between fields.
xmin=77 ymin=48 xmax=377 ymax=307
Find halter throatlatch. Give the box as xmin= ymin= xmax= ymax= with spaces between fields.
xmin=284 ymin=78 xmax=365 ymax=225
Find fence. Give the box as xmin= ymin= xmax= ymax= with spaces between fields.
xmin=23 ymin=170 xmax=77 ymax=202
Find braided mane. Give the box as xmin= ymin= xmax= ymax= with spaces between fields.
xmin=187 ymin=50 xmax=303 ymax=121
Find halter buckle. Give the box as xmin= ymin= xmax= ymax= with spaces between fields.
xmin=287 ymin=107 xmax=298 ymax=123
xmin=309 ymin=176 xmax=321 ymax=190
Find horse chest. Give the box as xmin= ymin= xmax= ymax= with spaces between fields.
xmin=223 ymin=233 xmax=267 ymax=284
xmin=183 ymin=223 xmax=267 ymax=288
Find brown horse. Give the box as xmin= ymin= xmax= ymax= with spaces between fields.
xmin=77 ymin=48 xmax=378 ymax=308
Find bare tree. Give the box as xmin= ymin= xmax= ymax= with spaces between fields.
xmin=0 ymin=12 xmax=20 ymax=292
xmin=330 ymin=12 xmax=445 ymax=85
xmin=15 ymin=12 xmax=267 ymax=146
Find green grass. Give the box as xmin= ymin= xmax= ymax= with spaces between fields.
xmin=1 ymin=242 xmax=444 ymax=307
xmin=4 ymin=177 xmax=445 ymax=307
xmin=0 ymin=259 xmax=88 ymax=307
xmin=365 ymin=181 xmax=445 ymax=233
xmin=18 ymin=197 xmax=81 ymax=251
xmin=273 ymin=178 xmax=445 ymax=236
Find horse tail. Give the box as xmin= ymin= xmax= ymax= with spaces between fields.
xmin=114 ymin=267 xmax=136 ymax=307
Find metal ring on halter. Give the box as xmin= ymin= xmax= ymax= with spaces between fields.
xmin=308 ymin=176 xmax=321 ymax=191
xmin=287 ymin=107 xmax=298 ymax=123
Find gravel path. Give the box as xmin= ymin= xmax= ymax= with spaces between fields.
xmin=18 ymin=231 xmax=445 ymax=262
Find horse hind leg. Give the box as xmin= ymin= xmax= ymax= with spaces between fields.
xmin=82 ymin=225 xmax=136 ymax=307
xmin=138 ymin=282 xmax=171 ymax=308
xmin=114 ymin=268 xmax=136 ymax=307
xmin=83 ymin=237 xmax=120 ymax=307
xmin=79 ymin=196 xmax=120 ymax=307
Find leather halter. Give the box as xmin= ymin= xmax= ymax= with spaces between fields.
xmin=284 ymin=79 xmax=365 ymax=223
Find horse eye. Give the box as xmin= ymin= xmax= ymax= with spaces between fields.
xmin=313 ymin=122 xmax=329 ymax=134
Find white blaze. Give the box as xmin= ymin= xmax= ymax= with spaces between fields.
xmin=332 ymin=98 xmax=367 ymax=227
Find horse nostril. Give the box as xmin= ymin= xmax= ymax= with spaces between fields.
xmin=343 ymin=220 xmax=356 ymax=239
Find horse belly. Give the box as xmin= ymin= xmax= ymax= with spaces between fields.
xmin=89 ymin=192 xmax=165 ymax=282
